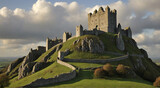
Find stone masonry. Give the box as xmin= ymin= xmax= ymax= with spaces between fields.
xmin=88 ymin=6 xmax=117 ymax=33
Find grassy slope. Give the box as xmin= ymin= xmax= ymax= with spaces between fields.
xmin=68 ymin=62 xmax=104 ymax=69
xmin=8 ymin=62 xmax=72 ymax=88
xmin=44 ymin=70 xmax=154 ymax=88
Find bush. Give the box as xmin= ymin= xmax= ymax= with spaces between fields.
xmin=116 ymin=64 xmax=127 ymax=75
xmin=0 ymin=73 xmax=9 ymax=88
xmin=153 ymin=76 xmax=160 ymax=87
xmin=103 ymin=63 xmax=114 ymax=76
xmin=94 ymin=68 xmax=105 ymax=78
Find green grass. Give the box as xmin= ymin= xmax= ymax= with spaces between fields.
xmin=43 ymin=70 xmax=154 ymax=88
xmin=8 ymin=62 xmax=72 ymax=88
xmin=98 ymin=33 xmax=123 ymax=54
xmin=65 ymin=51 xmax=117 ymax=59
xmin=68 ymin=62 xmax=104 ymax=68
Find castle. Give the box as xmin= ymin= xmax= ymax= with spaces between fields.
xmin=46 ymin=6 xmax=132 ymax=51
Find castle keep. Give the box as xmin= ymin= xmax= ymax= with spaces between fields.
xmin=88 ymin=6 xmax=117 ymax=33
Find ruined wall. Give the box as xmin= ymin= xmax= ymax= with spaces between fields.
xmin=88 ymin=6 xmax=117 ymax=33
xmin=76 ymin=25 xmax=105 ymax=37
xmin=63 ymin=32 xmax=72 ymax=42
xmin=46 ymin=37 xmax=62 ymax=51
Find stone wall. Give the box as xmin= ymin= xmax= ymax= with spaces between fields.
xmin=57 ymin=59 xmax=76 ymax=70
xmin=63 ymin=32 xmax=72 ymax=42
xmin=46 ymin=37 xmax=62 ymax=51
xmin=24 ymin=60 xmax=76 ymax=87
xmin=104 ymin=51 xmax=124 ymax=56
xmin=76 ymin=25 xmax=105 ymax=37
xmin=63 ymin=55 xmax=128 ymax=64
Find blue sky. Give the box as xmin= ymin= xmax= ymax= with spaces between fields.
xmin=0 ymin=0 xmax=160 ymax=59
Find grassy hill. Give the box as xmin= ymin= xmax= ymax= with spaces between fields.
xmin=44 ymin=70 xmax=154 ymax=88
xmin=8 ymin=62 xmax=72 ymax=88
xmin=3 ymin=33 xmax=160 ymax=88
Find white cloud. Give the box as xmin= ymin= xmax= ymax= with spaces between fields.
xmin=133 ymin=29 xmax=160 ymax=58
xmin=0 ymin=0 xmax=88 ymax=57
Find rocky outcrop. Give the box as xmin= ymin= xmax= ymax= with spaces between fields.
xmin=125 ymin=27 xmax=132 ymax=38
xmin=32 ymin=62 xmax=48 ymax=73
xmin=6 ymin=56 xmax=25 ymax=74
xmin=32 ymin=62 xmax=49 ymax=73
xmin=74 ymin=37 xmax=104 ymax=53
xmin=139 ymin=48 xmax=148 ymax=58
xmin=18 ymin=62 xmax=36 ymax=79
xmin=125 ymin=67 xmax=139 ymax=78
xmin=116 ymin=32 xmax=125 ymax=51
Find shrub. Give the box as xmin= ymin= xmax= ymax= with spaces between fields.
xmin=153 ymin=76 xmax=160 ymax=87
xmin=103 ymin=63 xmax=114 ymax=76
xmin=116 ymin=64 xmax=127 ymax=75
xmin=94 ymin=68 xmax=105 ymax=78
xmin=0 ymin=73 xmax=9 ymax=88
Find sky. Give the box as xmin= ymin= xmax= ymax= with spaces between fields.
xmin=0 ymin=0 xmax=160 ymax=59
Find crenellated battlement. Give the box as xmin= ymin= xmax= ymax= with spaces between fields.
xmin=88 ymin=6 xmax=117 ymax=33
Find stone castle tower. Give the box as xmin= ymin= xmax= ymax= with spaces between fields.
xmin=76 ymin=25 xmax=83 ymax=37
xmin=63 ymin=32 xmax=72 ymax=42
xmin=88 ymin=6 xmax=117 ymax=33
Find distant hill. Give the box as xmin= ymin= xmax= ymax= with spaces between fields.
xmin=0 ymin=57 xmax=18 ymax=62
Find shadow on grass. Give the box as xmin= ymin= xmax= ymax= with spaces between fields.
xmin=42 ymin=70 xmax=153 ymax=87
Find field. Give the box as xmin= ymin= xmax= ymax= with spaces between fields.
xmin=43 ymin=70 xmax=154 ymax=88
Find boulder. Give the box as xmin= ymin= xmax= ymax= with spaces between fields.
xmin=32 ymin=62 xmax=49 ymax=73
xmin=74 ymin=37 xmax=104 ymax=53
xmin=81 ymin=38 xmax=89 ymax=52
xmin=116 ymin=32 xmax=125 ymax=51
xmin=88 ymin=39 xmax=104 ymax=53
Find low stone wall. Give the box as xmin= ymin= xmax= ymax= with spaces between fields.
xmin=24 ymin=60 xmax=76 ymax=87
xmin=63 ymin=55 xmax=128 ymax=64
xmin=104 ymin=51 xmax=124 ymax=56
xmin=57 ymin=59 xmax=76 ymax=70
xmin=129 ymin=54 xmax=144 ymax=58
